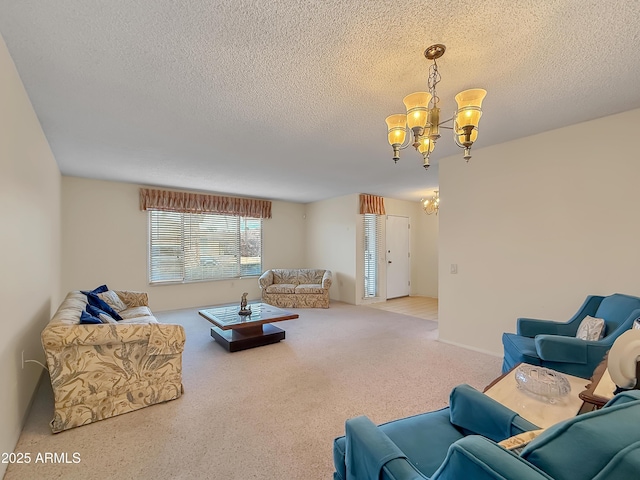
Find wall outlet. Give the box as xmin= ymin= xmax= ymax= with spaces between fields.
xmin=450 ymin=264 xmax=458 ymax=274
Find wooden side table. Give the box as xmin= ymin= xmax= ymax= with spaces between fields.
xmin=579 ymin=354 xmax=616 ymax=410
xmin=484 ymin=363 xmax=589 ymax=429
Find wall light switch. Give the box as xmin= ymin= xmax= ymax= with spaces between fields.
xmin=450 ymin=264 xmax=458 ymax=274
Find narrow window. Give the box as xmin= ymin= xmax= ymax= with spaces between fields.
xmin=363 ymin=213 xmax=382 ymax=298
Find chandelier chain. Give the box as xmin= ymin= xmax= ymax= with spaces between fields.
xmin=428 ymin=59 xmax=441 ymax=108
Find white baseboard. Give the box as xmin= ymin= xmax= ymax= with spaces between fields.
xmin=437 ymin=338 xmax=502 ymax=358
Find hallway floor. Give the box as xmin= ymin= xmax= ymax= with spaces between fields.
xmin=367 ymin=296 xmax=438 ymax=321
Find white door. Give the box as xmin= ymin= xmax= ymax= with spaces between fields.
xmin=386 ymin=215 xmax=410 ymax=299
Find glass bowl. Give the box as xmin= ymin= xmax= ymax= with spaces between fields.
xmin=514 ymin=365 xmax=571 ymax=403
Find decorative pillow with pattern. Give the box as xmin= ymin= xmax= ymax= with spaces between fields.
xmin=633 ymin=318 xmax=640 ymax=330
xmin=576 ymin=315 xmax=606 ymax=341
xmin=498 ymin=429 xmax=546 ymax=455
xmin=97 ymin=290 xmax=127 ymax=312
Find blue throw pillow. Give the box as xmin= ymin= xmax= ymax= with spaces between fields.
xmin=80 ymin=310 xmax=102 ymax=324
xmin=86 ymin=293 xmax=123 ymax=320
xmin=80 ymin=284 xmax=109 ymax=295
xmin=86 ymin=304 xmax=115 ymax=323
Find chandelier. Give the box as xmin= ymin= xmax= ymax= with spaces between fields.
xmin=385 ymin=44 xmax=487 ymax=169
xmin=421 ymin=190 xmax=439 ymax=215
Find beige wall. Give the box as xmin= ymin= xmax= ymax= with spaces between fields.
xmin=305 ymin=194 xmax=358 ymax=303
xmin=439 ymin=108 xmax=640 ymax=355
xmin=0 ymin=34 xmax=61 ymax=477
xmin=61 ymin=177 xmax=306 ymax=311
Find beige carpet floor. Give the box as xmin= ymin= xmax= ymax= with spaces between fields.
xmin=6 ymin=302 xmax=501 ymax=480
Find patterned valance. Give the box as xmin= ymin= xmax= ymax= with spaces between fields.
xmin=359 ymin=194 xmax=386 ymax=215
xmin=139 ymin=188 xmax=272 ymax=218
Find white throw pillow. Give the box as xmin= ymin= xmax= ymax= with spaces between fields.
xmin=633 ymin=318 xmax=640 ymax=330
xmin=576 ymin=315 xmax=605 ymax=341
xmin=97 ymin=290 xmax=127 ymax=312
xmin=97 ymin=312 xmax=118 ymax=324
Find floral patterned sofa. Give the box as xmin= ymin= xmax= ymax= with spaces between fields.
xmin=41 ymin=290 xmax=186 ymax=433
xmin=259 ymin=269 xmax=332 ymax=308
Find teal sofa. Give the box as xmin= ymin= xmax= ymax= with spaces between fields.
xmin=333 ymin=386 xmax=640 ymax=479
xmin=502 ymin=293 xmax=640 ymax=379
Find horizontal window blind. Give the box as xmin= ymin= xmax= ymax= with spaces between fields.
xmin=149 ymin=211 xmax=184 ymax=283
xmin=149 ymin=211 xmax=262 ymax=284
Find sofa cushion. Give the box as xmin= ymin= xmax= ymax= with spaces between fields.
xmin=79 ymin=310 xmax=102 ymax=324
xmin=118 ymin=316 xmax=158 ymax=324
xmin=266 ymin=284 xmax=296 ymax=294
xmin=86 ymin=293 xmax=123 ymax=320
xmin=119 ymin=306 xmax=154 ymax=319
xmin=298 ymin=269 xmax=325 ymax=284
xmin=595 ymin=293 xmax=640 ymax=333
xmin=97 ymin=290 xmax=127 ymax=313
xmin=272 ymin=269 xmax=300 ymax=285
xmin=86 ymin=304 xmax=117 ymax=324
xmin=295 ymin=284 xmax=325 ymax=294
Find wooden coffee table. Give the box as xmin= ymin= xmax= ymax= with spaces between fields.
xmin=199 ymin=302 xmax=298 ymax=352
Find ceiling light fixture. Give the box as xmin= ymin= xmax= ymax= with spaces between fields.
xmin=421 ymin=190 xmax=439 ymax=215
xmin=385 ymin=44 xmax=487 ymax=169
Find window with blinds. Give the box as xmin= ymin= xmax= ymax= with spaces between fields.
xmin=149 ymin=211 xmax=262 ymax=284
xmin=363 ymin=213 xmax=383 ymax=298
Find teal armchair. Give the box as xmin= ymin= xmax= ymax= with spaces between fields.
xmin=502 ymin=293 xmax=640 ymax=379
xmin=333 ymin=384 xmax=539 ymax=480
xmin=334 ymin=388 xmax=640 ymax=480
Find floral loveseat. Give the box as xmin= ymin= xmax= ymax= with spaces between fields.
xmin=259 ymin=269 xmax=332 ymax=308
xmin=41 ymin=289 xmax=186 ymax=433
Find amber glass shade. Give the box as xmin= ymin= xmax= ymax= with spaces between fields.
xmin=417 ymin=135 xmax=434 ymax=155
xmin=454 ymin=89 xmax=486 ymax=129
xmin=403 ymin=92 xmax=432 ymax=129
xmin=385 ymin=114 xmax=407 ymax=146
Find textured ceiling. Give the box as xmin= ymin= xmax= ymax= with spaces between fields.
xmin=1 ymin=1 xmax=639 ymax=203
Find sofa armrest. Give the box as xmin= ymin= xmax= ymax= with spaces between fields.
xmin=259 ymin=270 xmax=273 ymax=289
xmin=431 ymin=436 xmax=552 ymax=480
xmin=147 ymin=323 xmax=186 ymax=355
xmin=344 ymin=416 xmax=409 ymax=480
xmin=322 ymin=270 xmax=333 ymax=289
xmin=534 ymin=335 xmax=589 ymax=364
xmin=449 ymin=384 xmax=539 ymax=441
xmin=517 ymin=318 xmax=574 ymax=337
xmin=42 ymin=322 xmax=185 ymax=353
xmin=113 ymin=290 xmax=149 ymax=308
